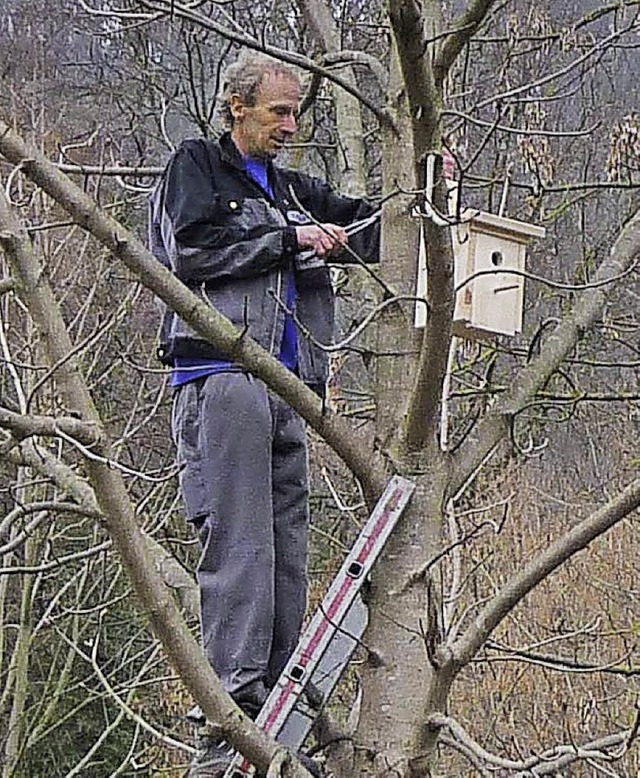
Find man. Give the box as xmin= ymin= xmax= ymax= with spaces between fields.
xmin=149 ymin=53 xmax=378 ymax=776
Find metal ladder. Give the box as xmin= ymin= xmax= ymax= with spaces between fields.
xmin=223 ymin=475 xmax=415 ymax=777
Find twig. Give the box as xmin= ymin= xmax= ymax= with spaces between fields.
xmin=55 ymin=163 xmax=163 ymax=177
xmin=56 ymin=632 xmax=195 ymax=757
xmin=456 ymin=260 xmax=640 ymax=294
xmin=287 ymin=185 xmax=392 ymax=297
xmin=444 ymin=109 xmax=601 ymax=137
xmin=449 ymin=477 xmax=640 ymax=668
xmin=481 ymin=641 xmax=640 ymax=677
xmin=320 ymin=467 xmax=365 ymax=514
xmin=0 ymin=539 xmax=112 ymax=575
xmin=475 ymin=18 xmax=640 ymax=110
xmin=270 ymin=290 xmax=425 ymax=353
xmin=54 ymin=426 xmax=180 ymax=483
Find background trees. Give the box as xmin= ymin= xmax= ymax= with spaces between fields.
xmin=0 ymin=0 xmax=639 ymax=776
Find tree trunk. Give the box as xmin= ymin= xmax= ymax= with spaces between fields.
xmin=298 ymin=0 xmax=368 ymax=198
xmin=353 ymin=41 xmax=448 ymax=777
xmin=373 ymin=44 xmax=422 ymax=450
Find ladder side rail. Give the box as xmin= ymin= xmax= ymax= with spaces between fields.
xmin=224 ymin=476 xmax=414 ymax=777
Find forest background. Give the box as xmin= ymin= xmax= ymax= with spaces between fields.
xmin=0 ymin=0 xmax=639 ymax=776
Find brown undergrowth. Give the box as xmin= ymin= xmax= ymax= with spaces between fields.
xmin=445 ymin=449 xmax=640 ymax=776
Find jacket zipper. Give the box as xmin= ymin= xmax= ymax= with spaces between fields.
xmin=268 ymin=269 xmax=283 ymax=356
xmin=238 ymin=163 xmax=287 ymax=358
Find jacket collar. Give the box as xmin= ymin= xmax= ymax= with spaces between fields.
xmin=219 ymin=131 xmax=288 ymax=204
xmin=218 ymin=131 xmax=245 ymax=170
xmin=218 ymin=131 xmax=277 ymax=176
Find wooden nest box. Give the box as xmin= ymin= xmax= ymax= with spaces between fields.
xmin=415 ymin=187 xmax=546 ymax=339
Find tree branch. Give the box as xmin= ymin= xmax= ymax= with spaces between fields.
xmin=448 ymin=477 xmax=640 ymax=668
xmin=0 ymin=406 xmax=101 ymax=446
xmin=434 ymin=0 xmax=497 ymax=84
xmin=430 ymin=712 xmax=635 ymax=776
xmin=9 ymin=439 xmax=200 ymax=620
xmin=474 ymin=17 xmax=640 ymax=112
xmin=386 ymin=2 xmax=458 ymax=452
xmin=401 ymin=211 xmax=455 ymax=452
xmin=297 ymin=0 xmax=370 ymax=196
xmin=0 ymin=500 xmax=99 ymax=541
xmin=55 ymin=163 xmax=163 ymax=177
xmin=388 ymin=0 xmax=441 ymax=162
xmin=482 ymin=640 xmax=640 ymax=677
xmin=444 ymin=108 xmax=601 ymax=137
xmin=507 ymin=730 xmax=637 ymax=776
xmin=323 ymin=50 xmax=388 ymax=91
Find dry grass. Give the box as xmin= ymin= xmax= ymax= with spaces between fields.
xmin=444 ymin=456 xmax=640 ymax=776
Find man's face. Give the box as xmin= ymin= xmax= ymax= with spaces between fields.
xmin=230 ymin=72 xmax=300 ymax=159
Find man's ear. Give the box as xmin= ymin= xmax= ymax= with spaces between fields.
xmin=229 ymin=94 xmax=246 ymax=122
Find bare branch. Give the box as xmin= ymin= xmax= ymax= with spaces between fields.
xmin=429 ymin=713 xmax=531 ymax=770
xmin=0 ymin=163 xmax=314 ymax=777
xmin=9 ymin=440 xmax=200 ymax=621
xmin=448 ymin=477 xmax=640 ymax=668
xmin=507 ymin=731 xmax=636 ymax=776
xmin=323 ymin=49 xmax=388 ymax=90
xmin=56 ymin=635 xmax=194 ymax=757
xmin=0 ymin=406 xmax=101 ymax=446
xmin=455 ymin=261 xmax=640 ymax=294
xmin=388 ymin=0 xmax=441 ymax=160
xmin=435 ymin=0 xmax=497 ymax=83
xmin=476 ymin=16 xmax=640 ymax=111
xmin=482 ymin=640 xmax=640 ymax=677
xmin=386 ymin=4 xmax=460 ymax=451
xmin=297 ymin=0 xmax=375 ymax=196
xmin=272 ymin=290 xmax=426 ymax=353
xmin=430 ymin=713 xmax=636 ymax=776
xmin=0 ymin=501 xmax=99 ymax=541
xmin=0 ymin=538 xmax=113 ymax=574
xmin=464 ymin=170 xmax=640 ymax=195
xmin=54 ymin=426 xmax=179 ymax=483
xmin=444 ymin=108 xmax=601 ymax=138
xmin=401 ymin=210 xmax=456 ymax=452
xmin=55 ymin=163 xmax=163 ymax=177
xmin=438 ymin=732 xmax=493 ymax=776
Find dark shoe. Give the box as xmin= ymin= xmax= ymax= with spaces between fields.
xmin=186 ymin=705 xmax=206 ymax=727
xmin=297 ymin=751 xmax=323 ymax=777
xmin=233 ymin=681 xmax=268 ymax=720
xmin=251 ymin=751 xmax=322 ymax=778
xmin=190 ymin=741 xmax=322 ymax=778
xmin=189 ymin=736 xmax=233 ymax=778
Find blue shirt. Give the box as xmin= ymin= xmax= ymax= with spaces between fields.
xmin=171 ymin=156 xmax=298 ymax=387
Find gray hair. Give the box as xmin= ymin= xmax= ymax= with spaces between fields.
xmin=218 ymin=53 xmax=300 ymax=128
xmin=219 ymin=51 xmax=300 ymax=128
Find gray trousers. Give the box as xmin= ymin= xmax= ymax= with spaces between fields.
xmin=172 ymin=372 xmax=309 ymax=712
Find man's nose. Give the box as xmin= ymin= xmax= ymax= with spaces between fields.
xmin=282 ymin=113 xmax=297 ymax=135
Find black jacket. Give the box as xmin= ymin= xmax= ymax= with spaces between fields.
xmin=149 ymin=132 xmax=379 ymax=389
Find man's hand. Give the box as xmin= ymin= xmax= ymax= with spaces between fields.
xmin=295 ymin=223 xmax=348 ymax=259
